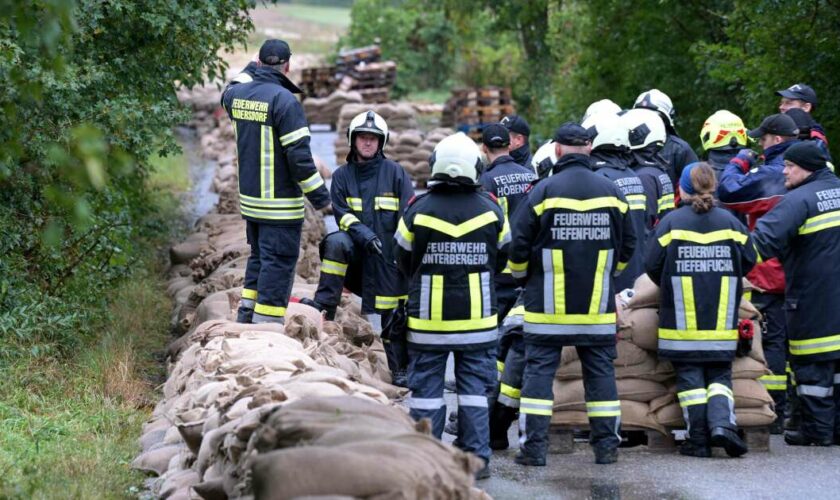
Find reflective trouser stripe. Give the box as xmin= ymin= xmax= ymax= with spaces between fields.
xmin=796 ymin=384 xmax=834 ymax=397
xmin=375 ymin=295 xmax=406 ymax=310
xmin=497 ymin=360 xmax=505 ymax=373
xmin=716 ymin=276 xmax=737 ymax=330
xmin=586 ymin=400 xmax=621 ymax=418
xmin=787 ymin=362 xmax=796 ymax=386
xmin=542 ymin=248 xmax=565 ymax=315
xmin=500 ymin=383 xmax=521 ymax=400
xmin=252 ymin=312 xmax=283 ymax=324
xmin=759 ymin=374 xmax=787 ymax=391
xmin=260 ymin=125 xmax=274 ymax=198
xmin=707 ymin=383 xmax=734 ymax=401
xmin=321 ymin=259 xmax=347 ymax=276
xmin=242 ymin=288 xmax=258 ymax=300
xmin=458 ymin=395 xmax=488 ymax=408
xmin=520 ymin=398 xmax=553 ymax=416
xmin=588 ymin=249 xmax=613 ymax=315
xmin=240 ymin=298 xmax=255 ymax=309
xmin=498 ymin=394 xmax=520 ymax=408
xmin=678 ymin=388 xmax=708 ymax=407
xmin=673 ymin=275 xmax=697 ymax=330
xmin=789 ymin=334 xmax=840 ymax=356
xmin=431 ymin=275 xmax=443 ymax=321
xmin=254 ymin=303 xmax=286 ymax=318
xmin=407 ymin=397 xmax=445 ymax=410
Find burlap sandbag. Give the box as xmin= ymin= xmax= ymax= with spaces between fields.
xmin=626 ymin=273 xmax=660 ymax=309
xmin=618 ymin=307 xmax=659 ymax=351
xmin=733 ymin=355 xmax=770 ymax=379
xmin=749 ymin=321 xmax=766 ymax=364
xmin=739 ymin=297 xmax=761 ymax=320
xmin=551 ymin=401 xmax=663 ymax=433
xmin=733 ymin=379 xmax=773 ymax=408
xmin=557 ymin=342 xmax=652 ymax=380
xmin=554 ymin=379 xmax=667 ymax=411
xmin=654 ymin=402 xmax=684 ymax=427
xmin=615 ymin=339 xmax=651 ymax=367
xmin=648 ymin=388 xmax=676 ymax=413
xmin=735 ymin=404 xmax=776 ymax=427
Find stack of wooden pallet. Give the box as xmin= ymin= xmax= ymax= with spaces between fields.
xmin=335 ymin=45 xmax=382 ymax=76
xmin=299 ymin=45 xmax=395 ymax=105
xmin=300 ymin=65 xmax=338 ymax=98
xmin=337 ymin=61 xmax=397 ymax=102
xmin=441 ymin=87 xmax=515 ymax=141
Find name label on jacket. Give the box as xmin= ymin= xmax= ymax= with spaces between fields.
xmin=494 ymin=173 xmax=535 ymax=195
xmin=815 ymin=188 xmax=840 ymax=211
xmin=676 ymin=245 xmax=734 ymax=273
xmin=551 ymin=213 xmax=610 ymax=240
xmin=231 ymin=98 xmax=269 ymax=122
xmin=614 ymin=176 xmax=645 ymax=195
xmin=422 ymin=241 xmax=488 ymax=265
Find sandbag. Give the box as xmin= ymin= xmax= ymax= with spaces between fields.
xmin=735 ymin=404 xmax=776 ymax=427
xmin=653 ymin=402 xmax=684 ymax=427
xmin=748 ymin=321 xmax=766 ymax=364
xmin=132 ymin=444 xmax=185 ymax=476
xmin=732 ymin=356 xmax=770 ymax=379
xmin=551 ymin=401 xmax=663 ymax=433
xmin=554 ymin=379 xmax=667 ymax=410
xmin=648 ymin=388 xmax=676 ymax=413
xmin=739 ymin=297 xmax=761 ymax=320
xmin=733 ymin=378 xmax=773 ymax=408
xmin=171 ymin=241 xmax=205 ymax=265
xmin=615 ymin=339 xmax=652 ymax=367
xmin=618 ymin=307 xmax=659 ymax=351
xmin=626 ymin=273 xmax=660 ymax=309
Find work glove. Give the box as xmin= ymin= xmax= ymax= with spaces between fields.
xmin=365 ymin=236 xmax=383 ymax=256
xmin=731 ymin=149 xmax=756 ymax=173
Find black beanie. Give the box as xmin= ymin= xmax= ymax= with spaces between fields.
xmin=784 ymin=141 xmax=830 ymax=171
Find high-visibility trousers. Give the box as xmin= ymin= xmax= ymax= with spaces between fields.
xmin=791 ymin=359 xmax=840 ymax=440
xmin=673 ymin=361 xmax=736 ymax=445
xmin=753 ymin=292 xmax=788 ymax=416
xmin=238 ymin=221 xmax=301 ymax=324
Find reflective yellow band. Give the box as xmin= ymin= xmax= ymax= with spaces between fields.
xmin=321 ymin=259 xmax=347 ymax=276
xmin=789 ymin=334 xmax=840 ymax=356
xmin=508 ymin=305 xmax=525 ymax=317
xmin=496 ymin=360 xmax=505 ymax=373
xmin=240 ymin=206 xmax=305 ymax=220
xmin=524 ymin=311 xmax=615 ymax=325
xmin=520 ymin=397 xmax=553 ymax=416
xmin=552 ymin=249 xmax=566 ymax=315
xmin=759 ymin=375 xmax=787 ymax=391
xmin=754 ymin=241 xmax=764 ymax=264
xmin=586 ymin=400 xmax=621 ymax=417
xmin=798 ymin=209 xmax=840 ymax=235
xmin=431 ymin=275 xmax=443 ymax=322
xmin=658 ymin=329 xmax=738 ymax=341
xmin=395 ymin=217 xmax=414 ymax=250
xmin=626 ymin=194 xmax=647 ymax=210
xmin=589 ymin=249 xmax=608 ymax=315
xmin=413 ymin=211 xmax=499 ymax=238
xmin=408 ymin=314 xmax=498 ymax=332
xmin=657 ymin=193 xmax=675 ymax=213
xmin=678 ymin=388 xmax=708 ymax=407
xmin=707 ymin=382 xmax=734 ymax=401
xmin=499 ymin=215 xmax=511 ymax=246
xmin=345 ymin=197 xmax=363 ymax=211
xmin=500 ymin=383 xmax=521 ymax=399
xmin=298 ymin=172 xmax=324 ymax=194
xmin=374 ymin=196 xmax=400 ymax=211
xmin=339 ymin=213 xmax=360 ymax=231
xmin=254 ymin=303 xmax=286 ymax=317
xmin=508 ymin=260 xmax=528 ymax=272
xmin=241 ymin=288 xmax=258 ymax=300
xmin=469 ymin=273 xmax=481 ymax=319
xmin=279 ymin=126 xmax=311 ymax=146
xmin=498 ymin=196 xmax=509 ymax=216
xmin=616 ymin=261 xmax=628 ymax=272
xmin=533 ymin=196 xmax=628 ymax=216
xmin=681 ymin=276 xmax=697 ymax=330
xmin=716 ymin=276 xmax=731 ymax=331
xmin=239 ymin=193 xmax=305 ymax=207
xmin=375 ymin=295 xmax=407 ymax=310
xmin=658 ymin=229 xmax=748 ymax=247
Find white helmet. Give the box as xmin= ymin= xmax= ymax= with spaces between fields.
xmin=532 ymin=140 xmax=557 ymax=179
xmin=619 ymin=108 xmax=666 ymax=151
xmin=582 ymin=99 xmax=621 ymax=123
xmin=583 ymin=112 xmax=630 ymax=151
xmin=430 ymin=132 xmax=482 ymax=182
xmin=634 ymin=89 xmax=675 ymax=127
xmin=346 ymin=110 xmax=389 ymax=148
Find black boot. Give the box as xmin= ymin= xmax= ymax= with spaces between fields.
xmin=514 ymin=453 xmax=546 ymax=466
xmin=444 ymin=410 xmax=458 ymax=435
xmin=770 ymin=415 xmax=784 ymax=435
xmin=236 ymin=307 xmax=254 ymax=324
xmin=710 ymin=427 xmax=748 ymax=457
xmin=390 ymin=369 xmax=408 ymax=388
xmin=679 ymin=440 xmax=711 ymax=458
xmin=475 ymin=460 xmax=491 ymax=480
xmin=489 ymin=403 xmax=517 ymax=450
xmin=298 ymin=298 xmax=336 ymax=320
xmin=784 ymin=430 xmax=832 ymax=447
xmin=593 ymin=446 xmax=618 ymax=464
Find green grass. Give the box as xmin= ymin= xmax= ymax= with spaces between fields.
xmin=148 ymin=149 xmax=190 ymax=193
xmin=280 ymin=3 xmax=351 ymax=27
xmin=404 ymin=88 xmax=451 ymax=105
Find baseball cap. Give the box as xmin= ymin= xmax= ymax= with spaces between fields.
xmin=784 ymin=141 xmax=830 ymax=171
xmin=481 ymin=124 xmax=510 ymax=148
xmin=259 ymin=39 xmax=292 ymax=65
xmin=553 ymin=122 xmax=590 ymax=146
xmin=776 ymin=83 xmax=817 ymax=105
xmin=500 ymin=115 xmax=531 ymax=137
xmin=748 ymin=113 xmax=799 ymax=138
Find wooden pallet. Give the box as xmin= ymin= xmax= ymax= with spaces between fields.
xmin=358 ymin=87 xmax=390 ymax=103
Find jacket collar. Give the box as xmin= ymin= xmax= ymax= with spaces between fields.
xmin=794 ymin=167 xmax=835 ymax=190
xmin=552 ymin=153 xmax=591 ymax=175
xmin=253 ymin=66 xmax=304 ymax=94
xmin=763 ymin=139 xmax=799 ymax=163
xmin=485 ymin=154 xmax=516 ymax=173
xmin=510 ymin=144 xmax=531 ymax=166
xmin=590 ymin=150 xmax=630 ymax=171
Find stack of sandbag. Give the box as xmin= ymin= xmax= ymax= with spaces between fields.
xmin=333 ymin=102 xmax=419 ymax=163
xmin=394 ymin=127 xmax=454 ymax=188
xmin=302 ymin=89 xmax=364 ymax=126
xmin=615 ymin=274 xmax=776 ymax=430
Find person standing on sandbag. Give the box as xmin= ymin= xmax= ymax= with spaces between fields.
xmin=750 ymin=142 xmax=840 ymax=447
xmin=299 ymin=111 xmax=414 ymax=386
xmin=508 ymin=123 xmax=636 ymax=466
xmin=221 ymin=39 xmax=330 ymax=324
xmin=646 ymin=162 xmax=756 ymax=458
xmin=395 ymin=132 xmax=510 ymax=480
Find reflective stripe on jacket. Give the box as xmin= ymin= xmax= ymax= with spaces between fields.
xmin=646 ymin=205 xmax=755 ymax=362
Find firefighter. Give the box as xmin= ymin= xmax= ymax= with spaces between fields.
xmin=509 ymin=122 xmax=636 ymax=466
xmin=221 ymin=39 xmax=330 ymax=324
xmin=501 ymin=115 xmax=533 ymax=168
xmin=395 ymin=132 xmax=510 ymax=479
xmin=646 ymin=162 xmax=756 ymax=458
xmin=531 ymin=140 xmax=557 ymax=180
xmin=699 ymin=110 xmax=750 ymax=180
xmin=751 ymin=141 xmax=840 ymax=447
xmin=300 ymin=111 xmax=413 ymax=384
xmin=584 ymin=111 xmax=648 ymax=291
xmin=582 ymin=99 xmax=622 ymax=124
xmin=634 ymin=89 xmax=699 ymax=183
xmin=621 ymin=108 xmax=676 ymax=233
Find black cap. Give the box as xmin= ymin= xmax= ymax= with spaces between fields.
xmin=481 ymin=124 xmax=510 ymax=148
xmin=784 ymin=141 xmax=830 ymax=171
xmin=776 ymin=83 xmax=817 ymax=105
xmin=748 ymin=113 xmax=799 ymax=138
xmin=553 ymin=122 xmax=590 ymax=146
xmin=500 ymin=115 xmax=531 ymax=137
xmin=784 ymin=108 xmax=817 ymax=133
xmin=259 ymin=39 xmax=292 ymax=65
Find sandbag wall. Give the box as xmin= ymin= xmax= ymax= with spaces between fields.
xmin=551 ymin=274 xmax=776 ymax=433
xmin=135 ymin=88 xmax=487 ymax=500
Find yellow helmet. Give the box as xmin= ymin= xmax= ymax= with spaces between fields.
xmin=700 ymin=110 xmax=748 ymax=151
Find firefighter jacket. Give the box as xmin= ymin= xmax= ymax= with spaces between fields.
xmin=752 ymin=168 xmax=840 ymax=362
xmin=590 ymin=150 xmax=648 ymax=291
xmin=221 ymin=64 xmax=329 ymax=225
xmin=394 ymin=181 xmax=510 ymax=352
xmin=645 ymin=204 xmax=756 ymax=362
xmin=663 ymin=133 xmax=699 ymax=184
xmin=718 ymin=140 xmax=799 ymax=294
xmin=331 ymin=152 xmax=414 ymax=312
xmin=508 ymin=153 xmax=636 ymax=347
xmin=510 ymin=144 xmax=533 ymax=170
xmin=630 ymin=149 xmax=675 ymax=231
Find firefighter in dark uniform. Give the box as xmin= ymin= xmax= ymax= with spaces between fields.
xmin=751 ymin=142 xmax=840 ymax=446
xmin=509 ymin=123 xmax=636 ymax=466
xmin=501 ymin=115 xmax=533 ymax=168
xmin=622 ymin=108 xmax=676 ymax=233
xmin=477 ymin=124 xmax=537 ymax=449
xmin=646 ymin=162 xmax=756 ymax=458
xmin=300 ymin=111 xmax=414 ymax=384
xmin=634 ymin=89 xmax=699 ymax=184
xmin=395 ymin=132 xmax=510 ymax=480
xmin=584 ymin=111 xmax=648 ymax=291
xmin=221 ymin=39 xmax=330 ymax=324
xmin=531 ymin=140 xmax=557 ymax=180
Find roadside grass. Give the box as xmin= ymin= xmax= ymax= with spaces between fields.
xmin=0 ymin=147 xmax=187 ymax=498
xmin=279 ymin=3 xmax=351 ymax=27
xmin=404 ymin=88 xmax=451 ymax=105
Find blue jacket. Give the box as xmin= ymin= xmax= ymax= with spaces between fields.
xmin=221 ymin=64 xmax=329 ymax=224
xmin=752 ymin=168 xmax=840 ymax=362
